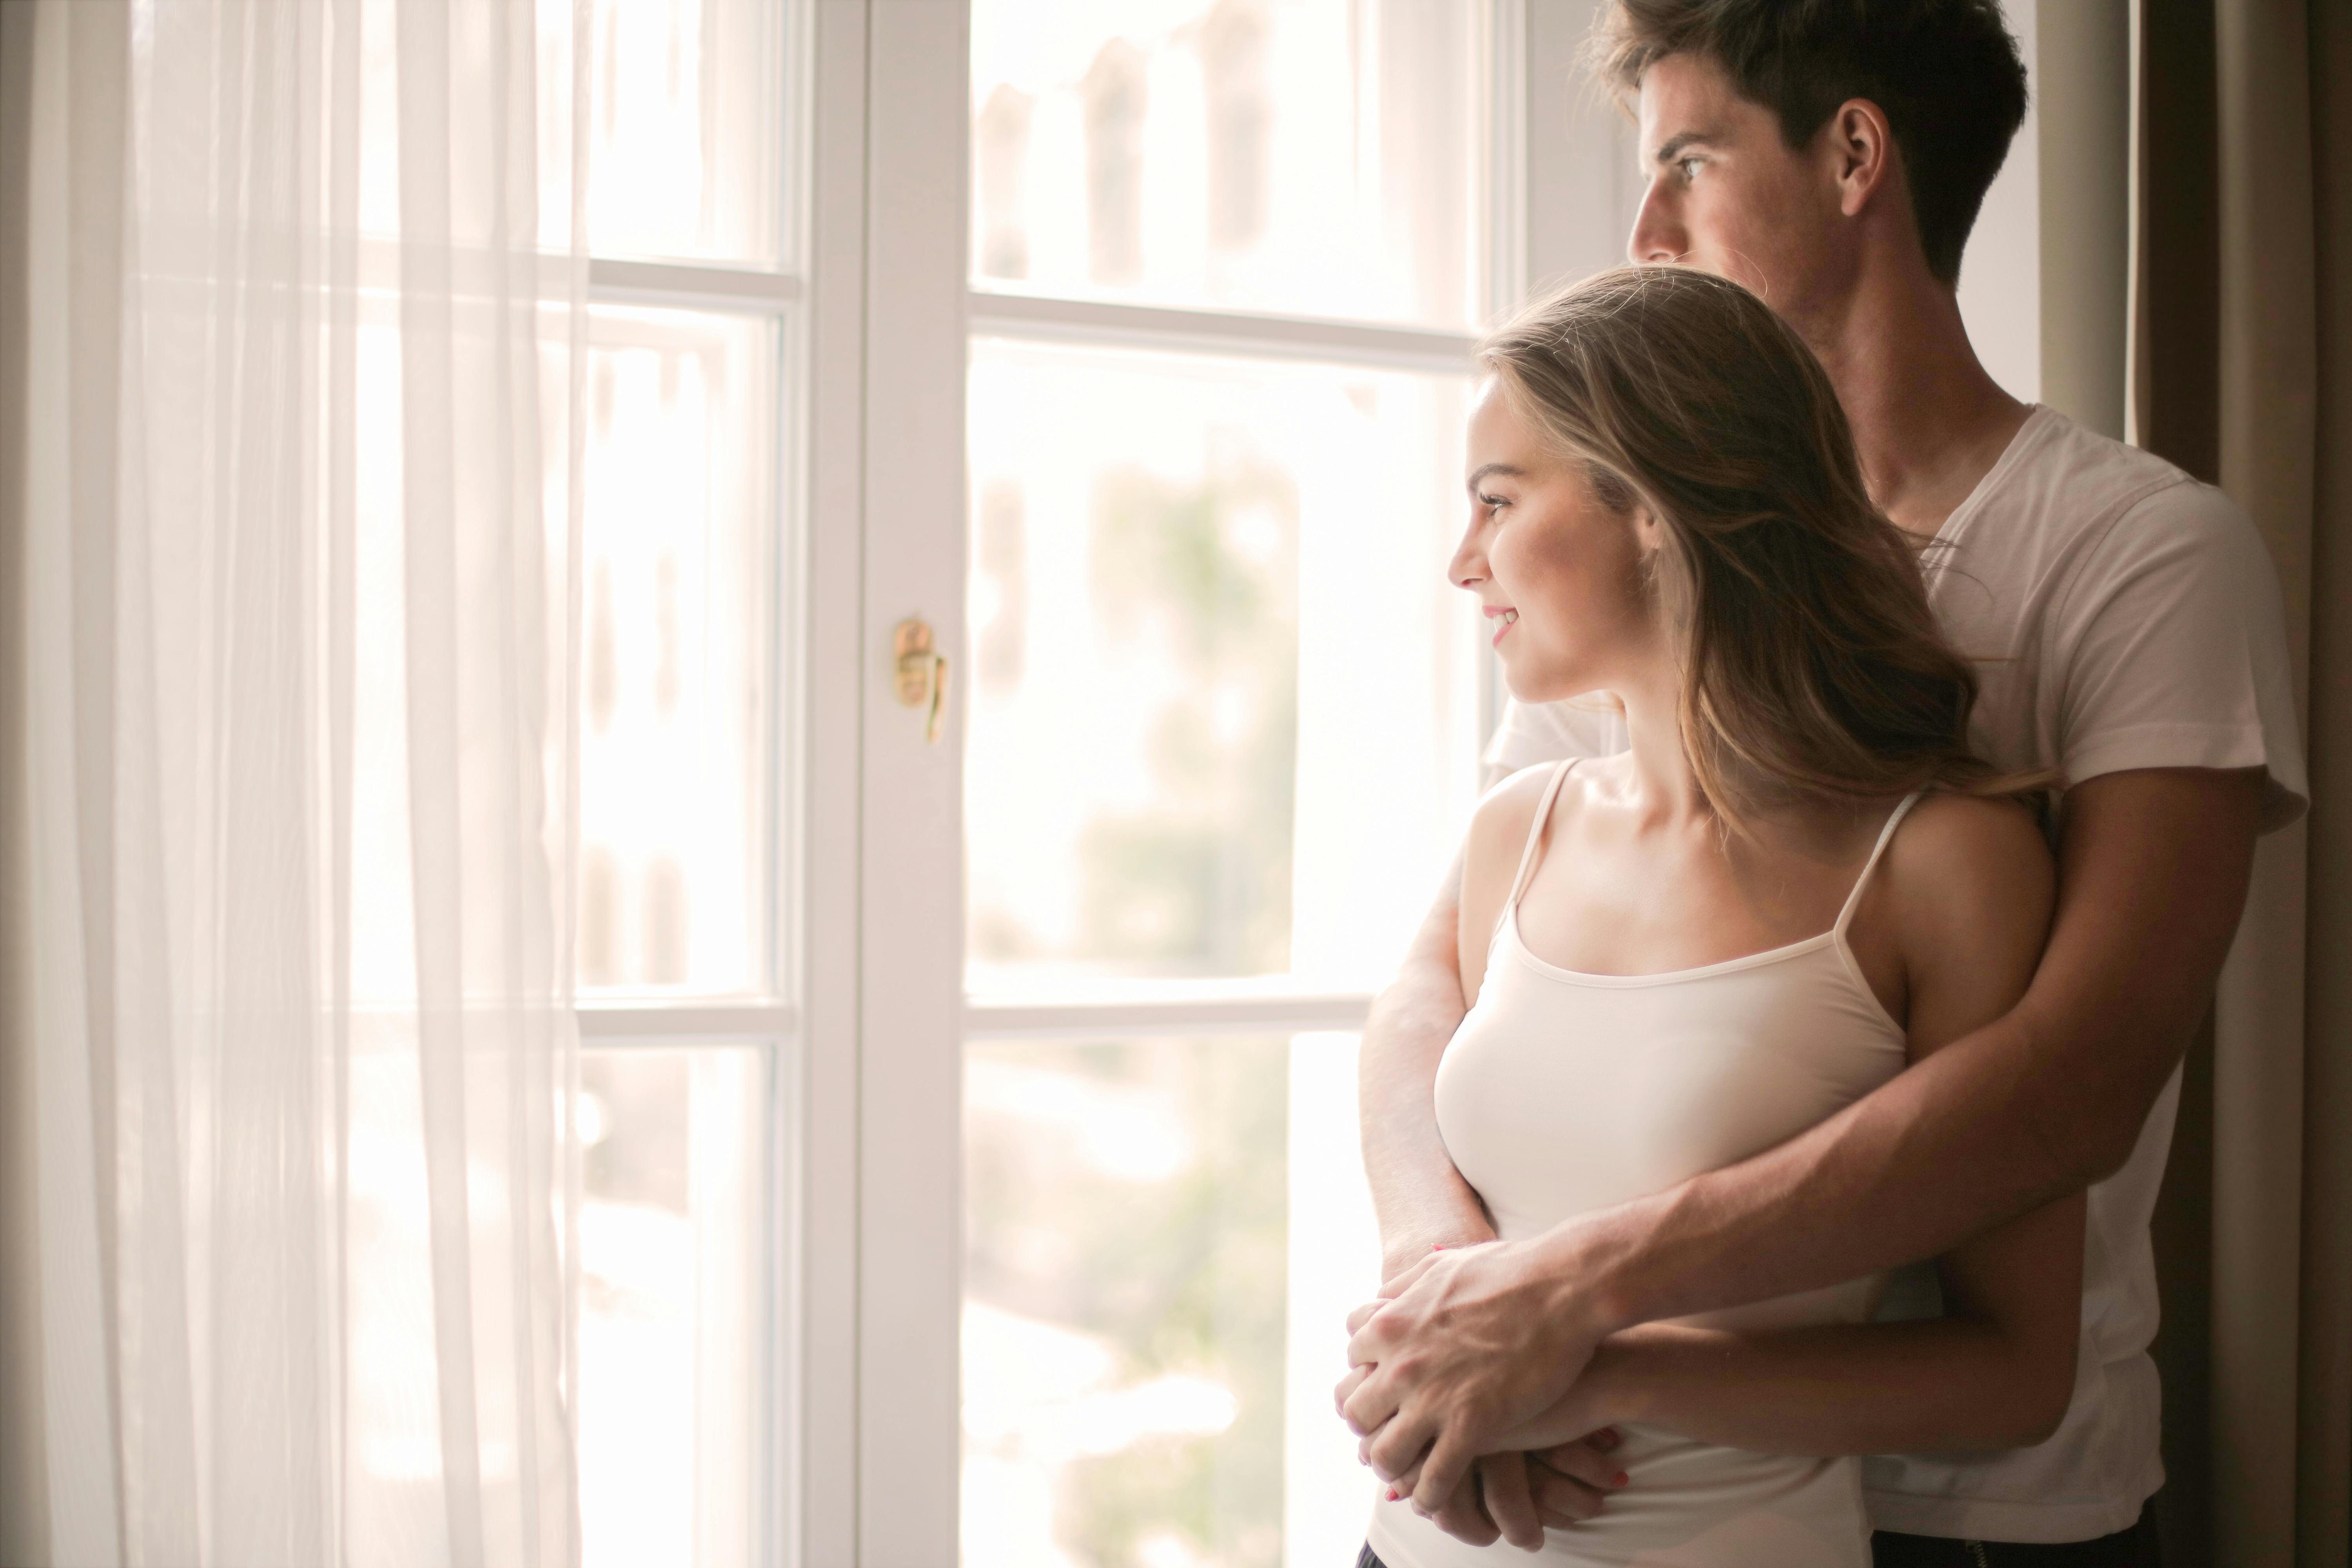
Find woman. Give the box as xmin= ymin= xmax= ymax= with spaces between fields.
xmin=1349 ymin=266 xmax=2080 ymax=1567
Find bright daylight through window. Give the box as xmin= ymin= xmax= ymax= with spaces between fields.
xmin=556 ymin=3 xmax=795 ymax=1566
xmin=962 ymin=3 xmax=1498 ymax=1564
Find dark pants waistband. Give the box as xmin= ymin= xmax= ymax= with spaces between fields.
xmin=1870 ymin=1499 xmax=2161 ymax=1567
xmin=1355 ymin=1499 xmax=2161 ymax=1568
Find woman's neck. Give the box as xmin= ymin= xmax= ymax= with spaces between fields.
xmin=1604 ymin=666 xmax=1903 ymax=860
xmin=1611 ymin=670 xmax=1716 ymax=831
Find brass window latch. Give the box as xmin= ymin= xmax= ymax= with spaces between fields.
xmin=892 ymin=617 xmax=949 ymax=744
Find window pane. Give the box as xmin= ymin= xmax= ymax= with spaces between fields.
xmin=577 ymin=0 xmax=788 ymax=266
xmin=963 ymin=1033 xmax=1379 ymax=1568
xmin=965 ymin=340 xmax=1481 ymax=990
xmin=970 ymin=0 xmax=1487 ymax=329
xmin=578 ymin=308 xmax=779 ymax=997
xmin=578 ymin=1045 xmax=770 ymax=1568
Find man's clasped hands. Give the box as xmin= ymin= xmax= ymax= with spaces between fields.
xmin=1334 ymin=1230 xmax=1644 ymax=1551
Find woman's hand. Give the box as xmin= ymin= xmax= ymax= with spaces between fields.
xmin=1338 ymin=1233 xmax=1615 ymax=1509
xmin=1370 ymin=1435 xmax=1630 ymax=1548
xmin=1337 ymin=1306 xmax=1634 ymax=1550
xmin=1383 ymin=1223 xmax=1497 ymax=1295
xmin=1493 ymin=1334 xmax=1641 ymax=1452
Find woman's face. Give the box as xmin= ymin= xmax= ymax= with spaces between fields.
xmin=1449 ymin=377 xmax=1663 ymax=704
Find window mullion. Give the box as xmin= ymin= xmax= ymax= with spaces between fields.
xmin=963 ymin=994 xmax=1371 ymax=1041
xmin=575 ymin=1001 xmax=798 ymax=1042
xmin=967 ymin=287 xmax=1478 ymax=374
xmin=587 ymin=256 xmax=804 ymax=314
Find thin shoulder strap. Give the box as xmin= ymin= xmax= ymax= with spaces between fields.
xmin=1505 ymin=760 xmax=1579 ymax=911
xmin=1833 ymin=791 xmax=1926 ymax=936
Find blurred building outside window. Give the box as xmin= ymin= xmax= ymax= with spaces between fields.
xmin=963 ymin=2 xmax=1500 ymax=1564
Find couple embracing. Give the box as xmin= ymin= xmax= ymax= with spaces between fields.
xmin=1334 ymin=3 xmax=2304 ymax=1566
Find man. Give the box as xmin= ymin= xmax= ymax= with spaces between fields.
xmin=1337 ymin=2 xmax=2306 ymax=1563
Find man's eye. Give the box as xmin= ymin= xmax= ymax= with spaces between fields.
xmin=1678 ymin=156 xmax=1704 ymax=181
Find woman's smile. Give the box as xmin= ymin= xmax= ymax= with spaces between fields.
xmin=1487 ymin=605 xmax=1519 ymax=645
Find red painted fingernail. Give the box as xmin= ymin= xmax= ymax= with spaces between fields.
xmin=1613 ymin=1470 xmax=1630 ymax=1487
xmin=1385 ymin=1488 xmax=1399 ymax=1501
xmin=1429 ymin=1242 xmax=1449 ymax=1251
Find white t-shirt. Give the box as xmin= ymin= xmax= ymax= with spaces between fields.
xmin=1482 ymin=406 xmax=2308 ymax=1544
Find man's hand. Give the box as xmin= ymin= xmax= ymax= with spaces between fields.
xmin=1337 ymin=1236 xmax=1612 ymax=1511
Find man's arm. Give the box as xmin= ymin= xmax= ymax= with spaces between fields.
xmin=1357 ymin=860 xmax=1490 ymax=1285
xmin=1346 ymin=765 xmax=2266 ymax=1509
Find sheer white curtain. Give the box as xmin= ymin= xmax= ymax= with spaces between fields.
xmin=2 ymin=2 xmax=586 ymax=1564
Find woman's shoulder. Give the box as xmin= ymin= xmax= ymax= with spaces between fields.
xmin=1468 ymin=756 xmax=1615 ymax=860
xmin=1877 ymin=790 xmax=2055 ymax=971
xmin=1887 ymin=790 xmax=2049 ymax=875
xmin=1461 ymin=761 xmax=1577 ymax=901
xmin=1472 ymin=760 xmax=1564 ymax=831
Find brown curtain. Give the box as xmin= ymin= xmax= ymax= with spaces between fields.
xmin=0 ymin=5 xmax=45 ymax=1563
xmin=2136 ymin=0 xmax=2352 ymax=1562
xmin=2294 ymin=2 xmax=2352 ymax=1560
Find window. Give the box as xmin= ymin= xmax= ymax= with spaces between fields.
xmin=958 ymin=4 xmax=1505 ymax=1564
xmin=564 ymin=5 xmax=802 ymax=1567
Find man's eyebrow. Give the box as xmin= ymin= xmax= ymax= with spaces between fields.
xmin=1652 ymin=129 xmax=1721 ymax=165
xmin=1467 ymin=463 xmax=1526 ymax=492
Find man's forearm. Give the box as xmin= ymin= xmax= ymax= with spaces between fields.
xmin=1358 ymin=882 xmax=1488 ymax=1280
xmin=1552 ymin=1008 xmax=2067 ymax=1333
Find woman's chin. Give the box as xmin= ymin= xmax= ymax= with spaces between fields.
xmin=1501 ymin=663 xmax=1597 ymax=707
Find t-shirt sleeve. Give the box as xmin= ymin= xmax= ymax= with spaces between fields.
xmin=1482 ymin=694 xmax=1631 ymax=776
xmin=2051 ymin=479 xmax=2308 ymax=830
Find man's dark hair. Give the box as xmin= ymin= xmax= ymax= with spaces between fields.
xmin=1593 ymin=0 xmax=2029 ymax=285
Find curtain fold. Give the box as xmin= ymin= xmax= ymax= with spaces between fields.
xmin=0 ymin=3 xmax=47 ymax=1559
xmin=2294 ymin=2 xmax=2352 ymax=1560
xmin=2140 ymin=0 xmax=2352 ymax=1562
xmin=2 ymin=2 xmax=586 ymax=1563
xmin=2211 ymin=0 xmax=2316 ymax=1559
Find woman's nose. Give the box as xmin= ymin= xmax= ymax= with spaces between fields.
xmin=1448 ymin=528 xmax=1486 ymax=590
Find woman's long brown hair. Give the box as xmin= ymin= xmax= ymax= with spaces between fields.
xmin=1481 ymin=265 xmax=2025 ymax=830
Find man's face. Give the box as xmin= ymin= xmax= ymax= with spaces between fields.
xmin=1628 ymin=53 xmax=1853 ymax=321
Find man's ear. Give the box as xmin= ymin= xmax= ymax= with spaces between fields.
xmin=1823 ymin=97 xmax=1898 ymax=219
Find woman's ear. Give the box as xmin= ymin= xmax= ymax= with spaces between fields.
xmin=1628 ymin=506 xmax=1682 ymax=624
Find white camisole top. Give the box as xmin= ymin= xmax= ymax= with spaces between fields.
xmin=1365 ymin=761 xmax=1922 ymax=1568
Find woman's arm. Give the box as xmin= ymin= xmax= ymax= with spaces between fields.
xmin=1357 ymin=878 xmax=1492 ymax=1287
xmin=1508 ymin=791 xmax=2078 ymax=1461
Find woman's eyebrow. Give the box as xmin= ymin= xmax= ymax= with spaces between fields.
xmin=1467 ymin=463 xmax=1526 ymax=493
